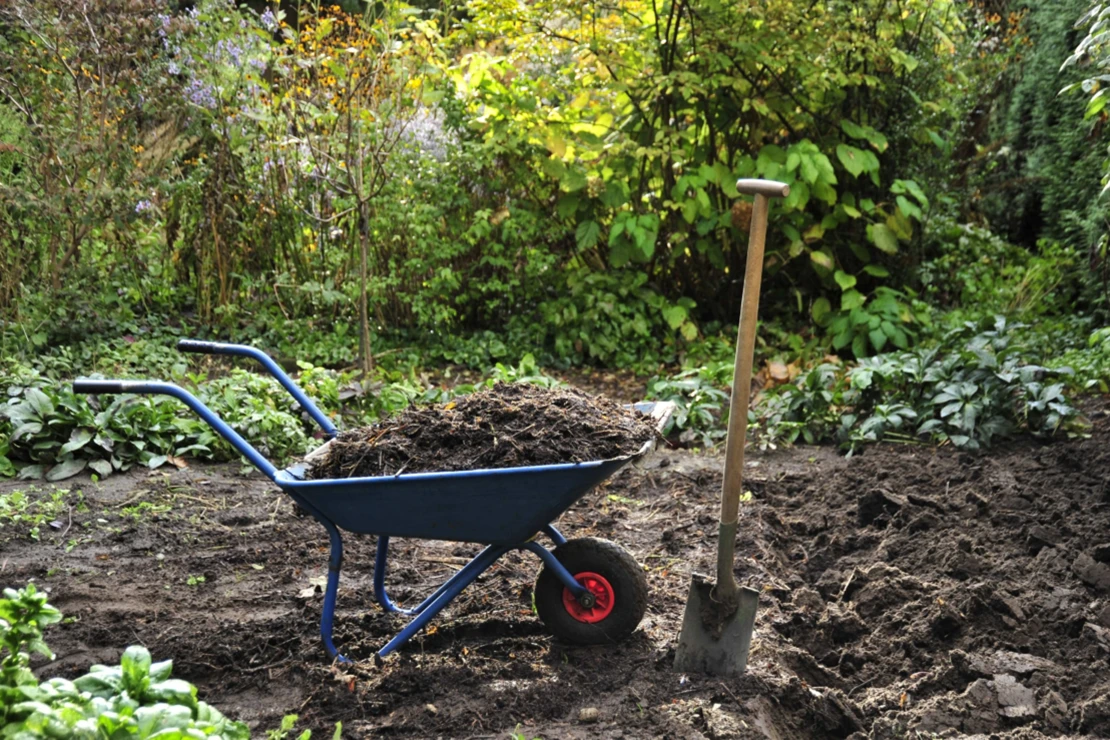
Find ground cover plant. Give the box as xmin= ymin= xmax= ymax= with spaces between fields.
xmin=0 ymin=584 xmax=250 ymax=739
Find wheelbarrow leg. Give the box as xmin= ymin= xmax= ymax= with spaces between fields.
xmin=318 ymin=516 xmax=348 ymax=663
xmin=377 ymin=543 xmax=511 ymax=658
xmin=521 ymin=541 xmax=588 ymax=598
xmin=287 ymin=492 xmax=350 ymax=663
xmin=373 ymin=536 xmax=411 ymax=614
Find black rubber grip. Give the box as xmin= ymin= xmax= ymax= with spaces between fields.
xmin=177 ymin=339 xmax=231 ymax=354
xmin=73 ymin=380 xmax=127 ymax=394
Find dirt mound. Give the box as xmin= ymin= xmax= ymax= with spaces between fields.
xmin=306 ymin=382 xmax=658 ymax=478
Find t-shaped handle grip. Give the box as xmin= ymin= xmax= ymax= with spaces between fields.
xmin=735 ymin=179 xmax=790 ymax=198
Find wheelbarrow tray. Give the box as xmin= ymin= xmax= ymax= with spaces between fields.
xmin=277 ymin=439 xmax=650 ymax=545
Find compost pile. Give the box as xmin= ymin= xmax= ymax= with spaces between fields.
xmin=306 ymin=382 xmax=658 ymax=479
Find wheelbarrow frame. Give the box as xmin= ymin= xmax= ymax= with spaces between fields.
xmin=74 ymin=340 xmax=666 ymax=662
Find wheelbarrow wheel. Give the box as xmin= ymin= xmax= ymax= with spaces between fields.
xmin=534 ymin=537 xmax=648 ymax=644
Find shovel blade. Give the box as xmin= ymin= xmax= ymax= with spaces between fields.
xmin=673 ymin=574 xmax=759 ymax=675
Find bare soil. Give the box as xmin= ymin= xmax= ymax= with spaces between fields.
xmin=5 ymin=406 xmax=1110 ymax=739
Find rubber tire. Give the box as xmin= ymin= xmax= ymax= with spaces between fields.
xmin=534 ymin=537 xmax=648 ymax=644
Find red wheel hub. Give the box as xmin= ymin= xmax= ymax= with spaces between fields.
xmin=561 ymin=571 xmax=615 ymax=623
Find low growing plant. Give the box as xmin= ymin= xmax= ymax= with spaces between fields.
xmin=1 ymin=583 xmax=250 ymax=739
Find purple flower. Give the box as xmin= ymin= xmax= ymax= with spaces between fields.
xmin=167 ymin=61 xmax=180 ymax=76
xmin=135 ymin=200 xmax=154 ymax=214
xmin=260 ymin=7 xmax=277 ymax=31
xmin=185 ymin=78 xmax=218 ymax=109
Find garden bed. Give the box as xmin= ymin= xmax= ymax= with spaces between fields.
xmin=5 ymin=404 xmax=1110 ymax=738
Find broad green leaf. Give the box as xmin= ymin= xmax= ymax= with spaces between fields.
xmin=575 ymin=220 xmax=600 ymax=251
xmin=799 ymin=155 xmax=819 ymax=184
xmin=809 ymin=250 xmax=834 ymax=271
xmin=662 ymin=305 xmax=687 ymax=330
xmin=863 ymin=264 xmax=890 ymax=278
xmin=811 ymin=297 xmax=832 ymax=326
xmin=544 ymin=135 xmax=567 ymax=158
xmin=556 ymin=193 xmax=578 ymax=219
xmin=60 ymin=429 xmax=93 ymax=456
xmin=852 ymin=333 xmax=868 ymax=358
xmin=25 ymin=388 xmax=54 ymax=419
xmin=88 ymin=459 xmax=113 ymax=477
xmin=833 ymin=270 xmax=857 ymax=291
xmin=869 ymin=329 xmax=887 ymax=352
xmin=841 ymin=289 xmax=866 ymax=311
xmin=836 ymin=145 xmax=866 ymax=177
xmin=562 ymin=169 xmax=588 ymax=192
xmin=896 ymin=195 xmax=922 ymax=221
xmin=867 ymin=223 xmax=899 ymax=254
xmin=11 ymin=422 xmax=43 ymax=442
xmin=18 ymin=464 xmax=45 ymax=480
xmin=46 ymin=459 xmax=86 ymax=482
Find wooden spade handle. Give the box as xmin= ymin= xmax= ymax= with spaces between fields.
xmin=716 ymin=179 xmax=789 ymax=601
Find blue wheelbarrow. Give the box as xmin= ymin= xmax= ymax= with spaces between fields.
xmin=74 ymin=340 xmax=671 ymax=663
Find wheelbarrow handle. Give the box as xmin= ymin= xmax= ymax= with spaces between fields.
xmin=72 ymin=379 xmax=131 ymax=394
xmin=73 ymin=379 xmax=279 ymax=481
xmin=176 ymin=339 xmax=338 ymax=437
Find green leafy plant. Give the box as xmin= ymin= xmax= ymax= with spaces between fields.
xmin=646 ymin=363 xmax=731 ymax=446
xmin=813 ymin=286 xmax=926 ymax=358
xmin=1 ymin=584 xmax=250 ymax=739
xmin=759 ymin=316 xmax=1083 ymax=452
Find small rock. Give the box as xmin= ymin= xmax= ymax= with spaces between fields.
xmin=1078 ymin=692 xmax=1110 ymax=733
xmin=1042 ymin=689 xmax=1069 ymax=732
xmin=1096 ymin=602 xmax=1110 ymax=628
xmin=994 ymin=674 xmax=1036 ymax=719
xmin=1026 ymin=525 xmax=1059 ymax=553
xmin=425 ymin=704 xmax=437 ymax=715
xmin=1084 ymin=621 xmax=1110 ymax=649
xmin=944 ymin=549 xmax=984 ymax=579
xmin=1074 ymin=553 xmax=1110 ymax=591
xmin=578 ymin=707 xmax=599 ymax=723
xmin=966 ymin=650 xmax=1062 ymax=678
xmin=992 ymin=594 xmax=1026 ymax=621
xmin=964 ymin=490 xmax=990 ymax=513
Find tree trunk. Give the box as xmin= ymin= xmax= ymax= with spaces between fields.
xmin=357 ymin=201 xmax=375 ymax=377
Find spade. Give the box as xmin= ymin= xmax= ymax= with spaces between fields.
xmin=674 ymin=179 xmax=789 ymax=675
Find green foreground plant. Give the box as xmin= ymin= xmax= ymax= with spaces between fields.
xmin=1 ymin=584 xmax=334 ymax=740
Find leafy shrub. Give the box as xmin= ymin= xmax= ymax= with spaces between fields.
xmin=1 ymin=584 xmax=250 ymax=739
xmin=1049 ymin=326 xmax=1110 ymax=392
xmin=645 ymin=363 xmax=731 ymax=447
xmin=918 ymin=219 xmax=1084 ymax=321
xmin=760 ymin=317 xmax=1082 ymax=451
xmin=531 ymin=268 xmax=686 ymax=369
xmin=813 ymin=286 xmax=929 ymax=358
